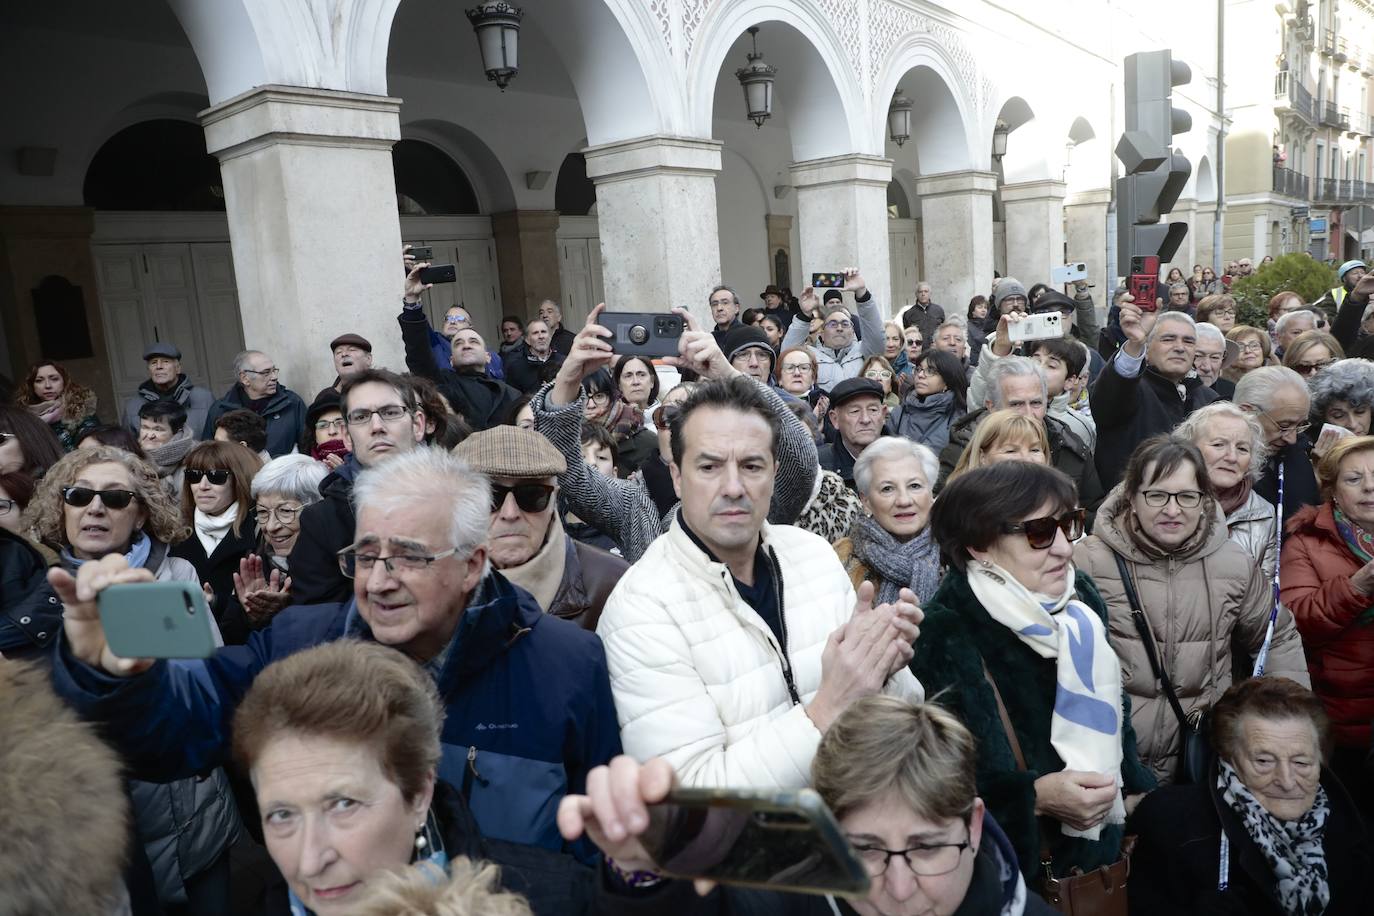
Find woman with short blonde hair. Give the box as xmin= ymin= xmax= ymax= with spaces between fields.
xmin=946 ymin=409 xmax=1050 ymax=484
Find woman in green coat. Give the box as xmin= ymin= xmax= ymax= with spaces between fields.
xmin=912 ymin=460 xmax=1156 ymax=886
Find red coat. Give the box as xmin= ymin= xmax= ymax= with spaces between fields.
xmin=1281 ymin=502 xmax=1374 ymax=748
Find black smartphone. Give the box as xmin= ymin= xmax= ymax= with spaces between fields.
xmin=407 ymin=245 xmax=434 ymax=261
xmin=811 ymin=272 xmax=846 ymax=289
xmin=643 ymin=787 xmax=870 ymax=897
xmin=602 ymin=311 xmax=684 ymax=359
xmin=417 ymin=264 xmax=457 ymax=285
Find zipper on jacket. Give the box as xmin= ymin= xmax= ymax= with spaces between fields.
xmin=768 ymin=547 xmax=803 ymax=706
xmin=461 ymin=746 xmax=490 ymax=801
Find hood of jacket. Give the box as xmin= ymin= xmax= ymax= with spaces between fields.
xmin=1093 ymin=481 xmax=1229 ymax=563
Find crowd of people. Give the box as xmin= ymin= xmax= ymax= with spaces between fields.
xmin=3 ymin=247 xmax=1374 ymax=916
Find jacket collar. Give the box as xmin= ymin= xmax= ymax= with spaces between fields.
xmin=342 ymin=569 xmax=541 ymax=693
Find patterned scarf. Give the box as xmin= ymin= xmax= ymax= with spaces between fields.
xmin=848 ymin=514 xmax=942 ymax=605
xmin=1332 ymin=506 xmax=1374 ymax=624
xmin=967 ymin=561 xmax=1125 ymax=839
xmin=1218 ymin=758 xmax=1330 ymax=916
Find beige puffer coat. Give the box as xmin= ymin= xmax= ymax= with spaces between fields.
xmin=1076 ymin=485 xmax=1309 ymax=784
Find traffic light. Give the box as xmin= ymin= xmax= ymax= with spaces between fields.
xmin=1116 ymin=50 xmax=1192 ymax=278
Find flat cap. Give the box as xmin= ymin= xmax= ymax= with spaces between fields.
xmin=827 ymin=376 xmax=884 ymax=408
xmin=142 ymin=342 xmax=182 ymax=361
xmin=454 ymin=425 xmax=567 ymax=478
xmin=330 ymin=332 xmax=372 ymax=352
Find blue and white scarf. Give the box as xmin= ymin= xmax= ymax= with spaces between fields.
xmin=61 ymin=530 xmax=152 ymax=570
xmin=969 ymin=560 xmax=1126 ymax=839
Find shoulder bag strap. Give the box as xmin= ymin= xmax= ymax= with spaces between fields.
xmin=1113 ymin=551 xmax=1192 ymax=729
xmin=981 ymin=658 xmax=1027 ymax=770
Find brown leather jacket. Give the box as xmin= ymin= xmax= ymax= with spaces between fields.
xmin=549 ymin=539 xmax=630 ymax=631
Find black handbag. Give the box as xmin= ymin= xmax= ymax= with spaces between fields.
xmin=1113 ymin=553 xmax=1211 ymax=785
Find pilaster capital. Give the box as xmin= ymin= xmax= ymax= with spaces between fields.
xmin=1065 ymin=187 xmax=1113 ymax=208
xmin=200 ymin=85 xmax=402 ymax=162
xmin=582 ymin=135 xmax=723 ymax=183
xmin=914 ymin=170 xmax=999 ymax=199
xmin=999 ymin=179 xmax=1069 ymax=204
xmin=789 ymin=154 xmax=892 ymax=190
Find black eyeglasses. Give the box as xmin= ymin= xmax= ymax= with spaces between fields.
xmin=1001 ymin=508 xmax=1086 ymax=549
xmin=62 ymin=486 xmax=138 ymax=510
xmin=853 ymin=829 xmax=973 ymax=878
xmin=0 ymin=498 xmax=15 ymax=516
xmin=186 ymin=469 xmax=232 ymax=486
xmin=491 ymin=483 xmax=555 ymax=513
xmin=1140 ymin=489 xmax=1203 ymax=509
xmin=346 ymin=405 xmax=410 ymax=427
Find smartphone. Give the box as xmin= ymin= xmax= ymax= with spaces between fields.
xmin=407 ymin=245 xmax=434 ymax=261
xmin=417 ymin=264 xmax=457 ymax=285
xmin=1007 ymin=311 xmax=1063 ymax=343
xmin=98 ymin=581 xmax=218 ymax=659
xmin=1050 ymin=262 xmax=1088 ymax=285
xmin=1128 ymin=255 xmax=1160 ymax=312
xmin=602 ymin=311 xmax=685 ymax=359
xmin=811 ymin=272 xmax=846 ymax=289
xmin=642 ymin=787 xmax=870 ymax=897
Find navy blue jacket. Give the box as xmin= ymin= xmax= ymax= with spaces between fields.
xmin=49 ymin=571 xmax=622 ymax=853
xmin=201 ymin=383 xmax=307 ymax=458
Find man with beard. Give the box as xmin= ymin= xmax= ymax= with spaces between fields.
xmin=121 ymin=342 xmax=215 ymax=439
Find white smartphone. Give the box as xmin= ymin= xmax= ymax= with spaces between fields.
xmin=1050 ymin=262 xmax=1089 ymax=285
xmin=1007 ymin=312 xmax=1063 ymax=343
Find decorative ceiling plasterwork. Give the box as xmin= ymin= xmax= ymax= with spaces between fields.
xmin=660 ymin=0 xmax=990 ymax=114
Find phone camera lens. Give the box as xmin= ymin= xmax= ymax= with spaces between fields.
xmin=628 ymin=325 xmax=649 ymax=345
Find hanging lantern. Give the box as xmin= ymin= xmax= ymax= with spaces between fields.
xmin=992 ymin=120 xmax=1010 ymax=160
xmin=466 ymin=1 xmax=523 ymax=91
xmin=735 ymin=26 xmax=778 ymax=128
xmin=888 ymin=88 xmax=914 ymax=147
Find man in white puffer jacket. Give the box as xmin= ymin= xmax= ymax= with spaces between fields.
xmin=597 ymin=372 xmax=925 ymax=790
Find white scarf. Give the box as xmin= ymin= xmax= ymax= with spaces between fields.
xmin=194 ymin=502 xmax=239 ymax=556
xmin=968 ymin=561 xmax=1126 ymax=840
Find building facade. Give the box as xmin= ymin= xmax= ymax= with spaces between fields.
xmin=2 ymin=0 xmax=1225 ymax=407
xmin=1229 ymin=0 xmax=1374 ymax=263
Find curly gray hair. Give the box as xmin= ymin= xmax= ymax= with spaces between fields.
xmin=1308 ymin=358 xmax=1374 ymax=422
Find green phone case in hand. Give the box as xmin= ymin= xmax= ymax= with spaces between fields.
xmin=98 ymin=581 xmax=218 ymax=660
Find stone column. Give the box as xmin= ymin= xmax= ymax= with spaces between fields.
xmin=491 ymin=210 xmax=561 ymax=319
xmin=915 ymin=170 xmax=997 ymax=312
xmin=1001 ymin=179 xmax=1067 ymax=286
xmin=583 ymin=136 xmax=722 ymax=326
xmin=200 ymin=85 xmax=404 ymax=399
xmin=1064 ymin=188 xmax=1111 ymax=291
xmin=789 ymin=154 xmax=892 ymax=310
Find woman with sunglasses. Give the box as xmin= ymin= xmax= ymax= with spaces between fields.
xmin=911 ymin=460 xmax=1154 ymax=887
xmin=171 ymin=440 xmax=263 ymax=644
xmin=1075 ymin=435 xmax=1309 ymax=785
xmin=1281 ymin=329 xmax=1344 ymax=380
xmin=16 ymin=445 xmax=243 ymax=911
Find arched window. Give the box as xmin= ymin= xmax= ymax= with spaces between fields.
xmin=555 ymin=153 xmax=597 ymax=216
xmin=887 ymin=179 xmax=911 ymax=219
xmin=84 ymin=119 xmax=224 ymax=210
xmin=393 ymin=139 xmax=480 ymax=214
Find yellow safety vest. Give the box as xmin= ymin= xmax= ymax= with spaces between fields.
xmin=1331 ymin=286 xmax=1347 ymax=307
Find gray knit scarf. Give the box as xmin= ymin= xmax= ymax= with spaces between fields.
xmin=849 ymin=514 xmax=942 ymax=604
xmin=1218 ymin=758 xmax=1330 ymax=916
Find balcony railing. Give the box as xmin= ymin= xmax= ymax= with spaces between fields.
xmin=1323 ymin=27 xmax=1339 ymax=56
xmin=1274 ymin=70 xmax=1316 ymax=123
xmin=1312 ymin=177 xmax=1374 ymax=204
xmin=1315 ymin=177 xmax=1339 ymax=202
xmin=1321 ymin=100 xmax=1343 ymax=126
xmin=1273 ymin=165 xmax=1311 ymax=198
xmin=1342 ymin=105 xmax=1354 ymax=130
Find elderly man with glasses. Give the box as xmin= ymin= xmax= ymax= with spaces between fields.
xmin=201 ymin=349 xmax=307 ymax=457
xmin=1234 ymin=365 xmax=1322 ymax=515
xmin=47 ymin=444 xmax=621 ymax=857
xmin=779 ymin=268 xmax=886 ymax=390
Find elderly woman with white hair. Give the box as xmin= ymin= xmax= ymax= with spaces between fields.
xmin=228 ymin=454 xmax=328 ymax=629
xmin=832 ymin=437 xmax=943 ymax=603
xmin=1175 ymin=401 xmax=1277 ymax=580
